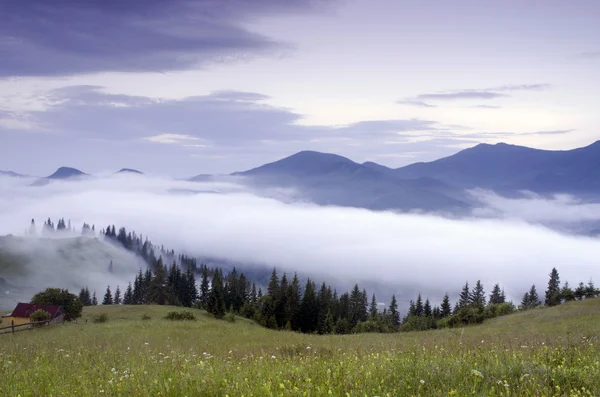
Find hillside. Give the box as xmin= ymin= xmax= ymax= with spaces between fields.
xmin=233 ymin=150 xmax=470 ymax=212
xmin=0 ymin=235 xmax=145 ymax=310
xmin=394 ymin=140 xmax=600 ymax=194
xmin=1 ymin=300 xmax=599 ymax=396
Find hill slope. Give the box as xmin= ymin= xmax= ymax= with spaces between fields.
xmin=0 ymin=235 xmax=144 ymax=310
xmin=235 ymin=151 xmax=470 ymax=212
xmin=1 ymin=300 xmax=599 ymax=396
xmin=394 ymin=140 xmax=600 ymax=194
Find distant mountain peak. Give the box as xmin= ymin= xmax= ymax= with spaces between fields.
xmin=0 ymin=170 xmax=25 ymax=178
xmin=46 ymin=167 xmax=87 ymax=179
xmin=117 ymin=168 xmax=143 ymax=175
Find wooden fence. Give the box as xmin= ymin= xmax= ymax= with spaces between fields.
xmin=0 ymin=319 xmax=52 ymax=335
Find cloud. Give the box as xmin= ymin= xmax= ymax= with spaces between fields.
xmin=577 ymin=51 xmax=600 ymax=59
xmin=471 ymin=105 xmax=501 ymax=109
xmin=416 ymin=91 xmax=508 ymax=101
xmin=144 ymin=134 xmax=205 ymax=145
xmin=1 ymin=174 xmax=600 ymax=311
xmin=398 ymin=83 xmax=552 ymax=107
xmin=0 ymin=0 xmax=336 ymax=77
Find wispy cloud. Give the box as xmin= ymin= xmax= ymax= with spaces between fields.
xmin=144 ymin=134 xmax=203 ymax=144
xmin=398 ymin=83 xmax=552 ymax=107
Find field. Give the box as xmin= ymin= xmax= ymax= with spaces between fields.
xmin=2 ymin=300 xmax=600 ymax=397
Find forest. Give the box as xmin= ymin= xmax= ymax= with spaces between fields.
xmin=28 ymin=217 xmax=600 ymax=334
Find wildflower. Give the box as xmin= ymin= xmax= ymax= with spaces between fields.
xmin=420 ymin=379 xmax=425 ymax=385
xmin=470 ymin=369 xmax=483 ymax=378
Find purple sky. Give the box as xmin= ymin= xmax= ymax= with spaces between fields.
xmin=1 ymin=0 xmax=599 ymax=177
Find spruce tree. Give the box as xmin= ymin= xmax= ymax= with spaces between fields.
xmin=92 ymin=291 xmax=98 ymax=305
xmin=369 ymin=294 xmax=378 ymax=320
xmin=440 ymin=293 xmax=452 ymax=318
xmin=267 ymin=268 xmax=279 ymax=298
xmin=123 ymin=282 xmax=133 ymax=304
xmin=184 ymin=265 xmax=198 ymax=307
xmin=285 ymin=273 xmax=301 ymax=330
xmin=113 ymin=285 xmax=122 ymax=305
xmin=146 ymin=257 xmax=172 ymax=305
xmin=102 ymin=286 xmax=113 ymax=305
xmin=560 ymin=281 xmax=575 ymax=302
xmin=574 ymin=282 xmax=586 ymax=300
xmin=207 ymin=268 xmax=226 ymax=319
xmin=489 ymin=283 xmax=504 ymax=305
xmin=424 ymin=298 xmax=432 ymax=317
xmin=415 ymin=294 xmax=424 ymax=316
xmin=459 ymin=281 xmax=471 ymax=308
xmin=388 ymin=295 xmax=400 ymax=327
xmin=545 ymin=267 xmax=561 ymax=306
xmin=200 ymin=265 xmax=210 ymax=309
xmin=470 ymin=280 xmax=486 ymax=310
xmin=585 ymin=279 xmax=598 ymax=298
xmin=298 ymin=279 xmax=318 ymax=333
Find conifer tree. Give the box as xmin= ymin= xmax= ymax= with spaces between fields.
xmin=440 ymin=293 xmax=452 ymax=318
xmin=369 ymin=294 xmax=378 ymax=320
xmin=102 ymin=286 xmax=113 ymax=305
xmin=267 ymin=268 xmax=279 ymax=298
xmin=92 ymin=291 xmax=98 ymax=305
xmin=200 ymin=265 xmax=210 ymax=309
xmin=316 ymin=282 xmax=332 ymax=334
xmin=184 ymin=265 xmax=198 ymax=307
xmin=146 ymin=257 xmax=172 ymax=305
xmin=560 ymin=281 xmax=575 ymax=302
xmin=574 ymin=282 xmax=586 ymax=300
xmin=585 ymin=279 xmax=598 ymax=298
xmin=545 ymin=267 xmax=561 ymax=306
xmin=285 ymin=273 xmax=301 ymax=329
xmin=113 ymin=285 xmax=122 ymax=305
xmin=123 ymin=282 xmax=133 ymax=304
xmin=298 ymin=279 xmax=318 ymax=333
xmin=470 ymin=280 xmax=486 ymax=310
xmin=424 ymin=298 xmax=432 ymax=317
xmin=415 ymin=294 xmax=424 ymax=316
xmin=388 ymin=295 xmax=400 ymax=327
xmin=489 ymin=283 xmax=504 ymax=305
xmin=459 ymin=281 xmax=471 ymax=308
xmin=207 ymin=268 xmax=226 ymax=319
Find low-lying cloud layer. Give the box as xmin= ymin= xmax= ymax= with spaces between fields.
xmin=1 ymin=174 xmax=599 ymax=311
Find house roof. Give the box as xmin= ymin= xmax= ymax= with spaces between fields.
xmin=6 ymin=303 xmax=64 ymax=319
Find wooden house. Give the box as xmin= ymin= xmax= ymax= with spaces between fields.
xmin=1 ymin=302 xmax=64 ymax=326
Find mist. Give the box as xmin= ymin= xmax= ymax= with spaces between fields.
xmin=1 ymin=174 xmax=600 ymax=311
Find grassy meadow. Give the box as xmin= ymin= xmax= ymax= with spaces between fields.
xmin=1 ymin=300 xmax=600 ymax=396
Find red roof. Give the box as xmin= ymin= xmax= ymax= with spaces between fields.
xmin=7 ymin=303 xmax=64 ymax=319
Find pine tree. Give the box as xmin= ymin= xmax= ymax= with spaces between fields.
xmin=388 ymin=295 xmax=400 ymax=327
xmin=123 ymin=282 xmax=133 ymax=304
xmin=459 ymin=281 xmax=471 ymax=308
xmin=560 ymin=282 xmax=575 ymax=302
xmin=184 ymin=265 xmax=198 ymax=307
xmin=440 ymin=293 xmax=452 ymax=318
xmin=92 ymin=291 xmax=98 ymax=305
xmin=267 ymin=268 xmax=279 ymax=298
xmin=415 ymin=294 xmax=424 ymax=316
xmin=489 ymin=283 xmax=504 ymax=305
xmin=146 ymin=257 xmax=172 ymax=305
xmin=102 ymin=286 xmax=113 ymax=305
xmin=574 ymin=282 xmax=586 ymax=300
xmin=113 ymin=285 xmax=122 ymax=305
xmin=369 ymin=294 xmax=378 ymax=320
xmin=470 ymin=280 xmax=486 ymax=310
xmin=285 ymin=273 xmax=301 ymax=330
xmin=521 ymin=284 xmax=541 ymax=310
xmin=200 ymin=265 xmax=210 ymax=309
xmin=545 ymin=267 xmax=561 ymax=306
xmin=585 ymin=279 xmax=598 ymax=298
xmin=424 ymin=298 xmax=432 ymax=317
xmin=207 ymin=268 xmax=226 ymax=319
xmin=298 ymin=279 xmax=318 ymax=333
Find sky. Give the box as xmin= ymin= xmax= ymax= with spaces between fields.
xmin=1 ymin=173 xmax=600 ymax=310
xmin=1 ymin=0 xmax=600 ymax=177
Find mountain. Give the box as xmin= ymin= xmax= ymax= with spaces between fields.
xmin=46 ymin=167 xmax=88 ymax=179
xmin=393 ymin=141 xmax=600 ymax=194
xmin=235 ymin=151 xmax=469 ymax=212
xmin=0 ymin=170 xmax=26 ymax=177
xmin=117 ymin=168 xmax=143 ymax=175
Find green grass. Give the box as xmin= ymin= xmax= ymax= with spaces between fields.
xmin=2 ymin=300 xmax=600 ymax=396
